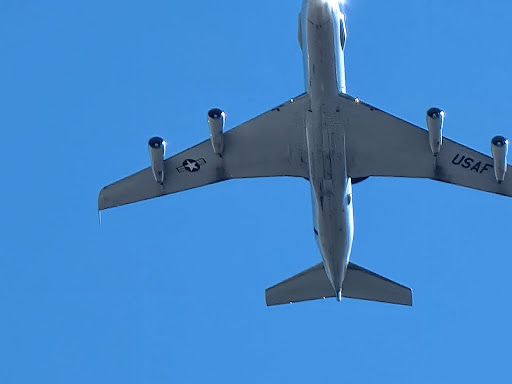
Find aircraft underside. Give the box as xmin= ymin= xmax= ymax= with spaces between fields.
xmin=98 ymin=0 xmax=511 ymax=307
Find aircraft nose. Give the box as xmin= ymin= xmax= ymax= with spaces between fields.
xmin=307 ymin=0 xmax=332 ymax=25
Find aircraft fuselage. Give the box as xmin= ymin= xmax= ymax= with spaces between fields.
xmin=301 ymin=0 xmax=352 ymax=299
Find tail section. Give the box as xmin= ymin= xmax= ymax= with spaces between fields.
xmin=342 ymin=263 xmax=412 ymax=306
xmin=265 ymin=263 xmax=333 ymax=306
xmin=265 ymin=262 xmax=412 ymax=306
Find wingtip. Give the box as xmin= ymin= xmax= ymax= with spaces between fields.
xmin=264 ymin=289 xmax=273 ymax=306
xmin=407 ymin=287 xmax=413 ymax=306
xmin=97 ymin=186 xmax=110 ymax=212
xmin=97 ymin=189 xmax=105 ymax=225
xmin=98 ymin=188 xmax=104 ymax=211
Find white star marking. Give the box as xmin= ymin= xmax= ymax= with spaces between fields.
xmin=184 ymin=160 xmax=198 ymax=171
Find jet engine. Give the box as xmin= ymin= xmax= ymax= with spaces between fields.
xmin=148 ymin=136 xmax=166 ymax=184
xmin=207 ymin=108 xmax=225 ymax=156
xmin=491 ymin=135 xmax=509 ymax=183
xmin=426 ymin=107 xmax=444 ymax=156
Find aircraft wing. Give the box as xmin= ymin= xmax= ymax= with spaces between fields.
xmin=341 ymin=94 xmax=512 ymax=197
xmin=98 ymin=94 xmax=309 ymax=211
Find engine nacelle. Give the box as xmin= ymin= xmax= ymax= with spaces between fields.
xmin=426 ymin=107 xmax=444 ymax=156
xmin=148 ymin=136 xmax=166 ymax=184
xmin=207 ymin=108 xmax=225 ymax=155
xmin=491 ymin=135 xmax=509 ymax=183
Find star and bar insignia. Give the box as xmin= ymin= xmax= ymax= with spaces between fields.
xmin=176 ymin=158 xmax=206 ymax=173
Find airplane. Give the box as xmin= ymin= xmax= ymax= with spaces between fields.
xmin=98 ymin=0 xmax=511 ymax=307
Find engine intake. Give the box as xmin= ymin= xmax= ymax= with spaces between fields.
xmin=148 ymin=136 xmax=166 ymax=184
xmin=426 ymin=107 xmax=444 ymax=156
xmin=208 ymin=108 xmax=225 ymax=156
xmin=491 ymin=135 xmax=509 ymax=183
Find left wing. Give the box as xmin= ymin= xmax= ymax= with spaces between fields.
xmin=99 ymin=94 xmax=309 ymax=211
xmin=340 ymin=94 xmax=512 ymax=197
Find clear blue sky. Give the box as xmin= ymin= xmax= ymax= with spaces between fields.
xmin=1 ymin=0 xmax=511 ymax=382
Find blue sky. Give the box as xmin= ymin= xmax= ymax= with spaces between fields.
xmin=1 ymin=0 xmax=511 ymax=382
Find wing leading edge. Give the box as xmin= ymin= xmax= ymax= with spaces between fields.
xmin=340 ymin=93 xmax=512 ymax=198
xmin=98 ymin=94 xmax=310 ymax=211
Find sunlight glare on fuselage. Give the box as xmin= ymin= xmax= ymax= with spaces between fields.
xmin=327 ymin=0 xmax=343 ymax=11
xmin=338 ymin=0 xmax=348 ymax=13
xmin=328 ymin=0 xmax=347 ymax=18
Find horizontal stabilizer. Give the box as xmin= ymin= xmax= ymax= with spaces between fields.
xmin=265 ymin=263 xmax=334 ymax=306
xmin=343 ymin=263 xmax=412 ymax=306
xmin=265 ymin=262 xmax=412 ymax=306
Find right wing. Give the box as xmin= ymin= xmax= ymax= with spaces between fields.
xmin=98 ymin=94 xmax=310 ymax=211
xmin=340 ymin=94 xmax=512 ymax=197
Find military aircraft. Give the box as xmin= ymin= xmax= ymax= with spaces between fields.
xmin=98 ymin=0 xmax=511 ymax=306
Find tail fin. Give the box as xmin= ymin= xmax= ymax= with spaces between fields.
xmin=265 ymin=262 xmax=412 ymax=306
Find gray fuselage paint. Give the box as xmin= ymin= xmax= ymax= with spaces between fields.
xmin=300 ymin=0 xmax=352 ymax=295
